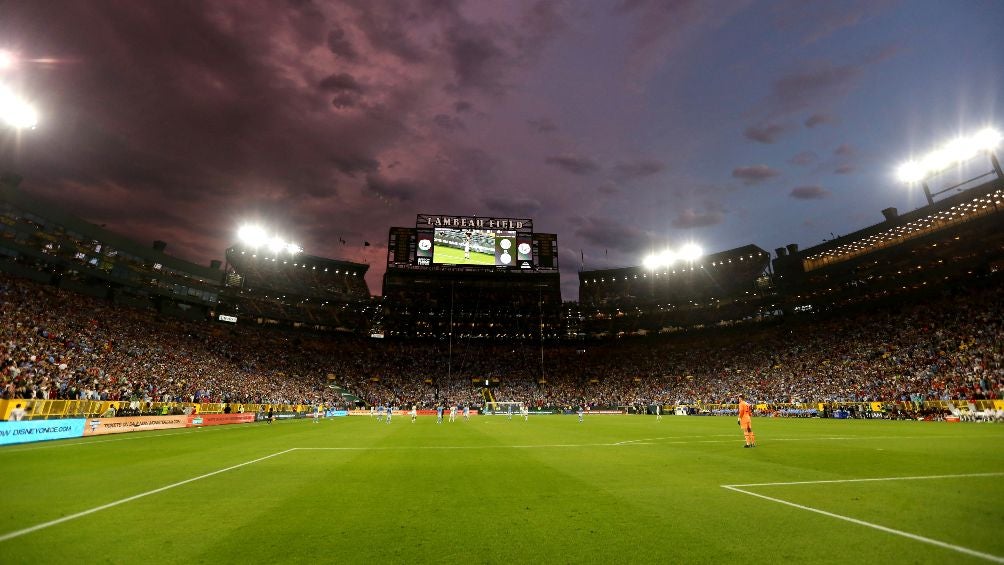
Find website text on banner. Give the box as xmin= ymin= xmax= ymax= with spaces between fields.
xmin=0 ymin=419 xmax=86 ymax=446
xmin=83 ymin=415 xmax=189 ymax=436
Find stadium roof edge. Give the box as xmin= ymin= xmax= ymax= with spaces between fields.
xmin=798 ymin=176 xmax=1004 ymax=259
xmin=0 ymin=178 xmax=223 ymax=280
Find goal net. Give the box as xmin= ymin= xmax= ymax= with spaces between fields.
xmin=484 ymin=401 xmax=525 ymax=416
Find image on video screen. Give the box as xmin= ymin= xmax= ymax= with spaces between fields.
xmin=433 ymin=228 xmax=515 ymax=266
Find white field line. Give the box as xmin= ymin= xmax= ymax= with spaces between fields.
xmin=727 ymin=472 xmax=1004 ymax=488
xmin=722 ymin=474 xmax=1004 ymax=564
xmin=0 ymin=435 xmax=982 ymax=542
xmin=0 ymin=448 xmax=295 ymax=543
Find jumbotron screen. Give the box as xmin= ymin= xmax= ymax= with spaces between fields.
xmin=388 ymin=214 xmax=556 ymax=271
xmin=427 ymin=228 xmax=529 ymax=267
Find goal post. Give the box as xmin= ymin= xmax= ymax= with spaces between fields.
xmin=484 ymin=401 xmax=525 ymax=416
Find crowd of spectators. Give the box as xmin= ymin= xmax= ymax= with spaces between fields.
xmin=2 ymin=272 xmax=1002 ymax=413
xmin=0 ymin=274 xmax=344 ymax=406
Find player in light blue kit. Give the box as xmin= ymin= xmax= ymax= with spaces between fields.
xmin=577 ymin=406 xmax=584 ymax=423
xmin=463 ymin=405 xmax=470 ymax=421
xmin=506 ymin=404 xmax=513 ymax=420
xmin=386 ymin=405 xmax=393 ymax=424
xmin=436 ymin=405 xmax=444 ymax=424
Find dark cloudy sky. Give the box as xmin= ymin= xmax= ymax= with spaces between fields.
xmin=1 ymin=0 xmax=1003 ymax=299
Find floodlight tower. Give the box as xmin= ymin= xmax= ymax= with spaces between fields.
xmin=897 ymin=127 xmax=1002 ymax=206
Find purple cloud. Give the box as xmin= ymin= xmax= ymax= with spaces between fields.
xmin=744 ymin=123 xmax=787 ymax=143
xmin=790 ymin=185 xmax=831 ymax=199
xmin=527 ymin=117 xmax=557 ymax=133
xmin=326 ymin=23 xmax=358 ymax=60
xmin=804 ymin=113 xmax=833 ymax=128
xmin=573 ymin=216 xmax=646 ymax=253
xmin=671 ymin=208 xmax=725 ymax=228
xmin=612 ymin=158 xmax=666 ymax=181
xmin=835 ymin=143 xmax=855 ymax=156
xmin=732 ymin=165 xmax=782 ymax=185
xmin=545 ymin=155 xmax=601 ymax=175
xmin=366 ymin=174 xmax=423 ymax=201
xmin=433 ymin=114 xmax=465 ymax=131
xmin=789 ymin=151 xmax=818 ymax=166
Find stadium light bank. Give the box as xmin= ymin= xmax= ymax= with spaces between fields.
xmin=0 ymin=84 xmax=39 ymax=130
xmin=0 ymin=51 xmax=38 ymax=130
xmin=643 ymin=243 xmax=702 ymax=270
xmin=896 ymin=127 xmax=1003 ymax=206
xmin=237 ymin=224 xmax=302 ymax=255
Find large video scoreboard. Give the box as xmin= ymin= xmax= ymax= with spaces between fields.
xmin=387 ymin=214 xmax=558 ymax=272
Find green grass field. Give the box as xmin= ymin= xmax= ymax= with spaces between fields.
xmin=434 ymin=244 xmax=495 ymax=265
xmin=1 ymin=416 xmax=1002 ymax=564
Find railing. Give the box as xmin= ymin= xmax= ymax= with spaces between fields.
xmin=0 ymin=399 xmax=307 ymax=421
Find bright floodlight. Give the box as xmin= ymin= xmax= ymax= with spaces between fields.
xmin=897 ymin=126 xmax=1001 ymax=183
xmin=678 ymin=243 xmax=702 ymax=262
xmin=237 ymin=225 xmax=268 ymax=247
xmin=0 ymin=51 xmax=14 ymax=70
xmin=0 ymin=85 xmax=38 ymax=129
xmin=643 ymin=247 xmax=689 ymax=269
xmin=267 ymin=236 xmax=287 ymax=254
xmin=973 ymin=127 xmax=1002 ymax=151
xmin=237 ymin=224 xmax=301 ymax=255
xmin=896 ymin=160 xmax=926 ymax=183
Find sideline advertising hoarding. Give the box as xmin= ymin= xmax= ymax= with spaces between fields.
xmin=83 ymin=415 xmax=189 ymax=436
xmin=188 ymin=413 xmax=256 ymax=426
xmin=0 ymin=419 xmax=86 ymax=446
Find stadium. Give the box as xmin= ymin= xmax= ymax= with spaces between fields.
xmin=2 ymin=157 xmax=1003 ymax=562
xmin=1 ymin=5 xmax=1004 ymax=564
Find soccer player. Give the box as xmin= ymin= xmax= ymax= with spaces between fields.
xmin=577 ymin=406 xmax=584 ymax=423
xmin=410 ymin=405 xmax=417 ymax=423
xmin=463 ymin=231 xmax=472 ymax=259
xmin=738 ymin=394 xmax=756 ymax=448
xmin=436 ymin=405 xmax=444 ymax=424
xmin=521 ymin=404 xmax=529 ymax=421
xmin=313 ymin=405 xmax=321 ymax=423
xmin=506 ymin=404 xmax=513 ymax=420
xmin=463 ymin=405 xmax=470 ymax=421
xmin=386 ymin=405 xmax=393 ymax=424
xmin=449 ymin=405 xmax=457 ymax=422
xmin=655 ymin=404 xmax=662 ymax=421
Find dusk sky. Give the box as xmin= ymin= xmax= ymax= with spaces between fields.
xmin=1 ymin=0 xmax=1002 ymax=299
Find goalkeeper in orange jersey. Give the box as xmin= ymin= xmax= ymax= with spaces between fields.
xmin=738 ymin=394 xmax=756 ymax=448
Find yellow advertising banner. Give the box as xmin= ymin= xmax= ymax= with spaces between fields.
xmin=83 ymin=415 xmax=189 ymax=436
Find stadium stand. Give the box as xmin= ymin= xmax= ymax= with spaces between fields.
xmin=0 ymin=174 xmax=1001 ymax=421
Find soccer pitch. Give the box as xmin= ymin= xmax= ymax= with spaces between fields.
xmin=0 ymin=417 xmax=1002 ymax=564
xmin=434 ymin=244 xmax=496 ymax=265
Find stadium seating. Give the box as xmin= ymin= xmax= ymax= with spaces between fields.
xmin=2 ymin=270 xmax=1001 ymax=416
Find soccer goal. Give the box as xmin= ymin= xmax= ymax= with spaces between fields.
xmin=484 ymin=401 xmax=525 ymax=416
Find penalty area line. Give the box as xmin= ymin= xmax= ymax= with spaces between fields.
xmin=721 ymin=478 xmax=1004 ymax=564
xmin=0 ymin=449 xmax=296 ymax=543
